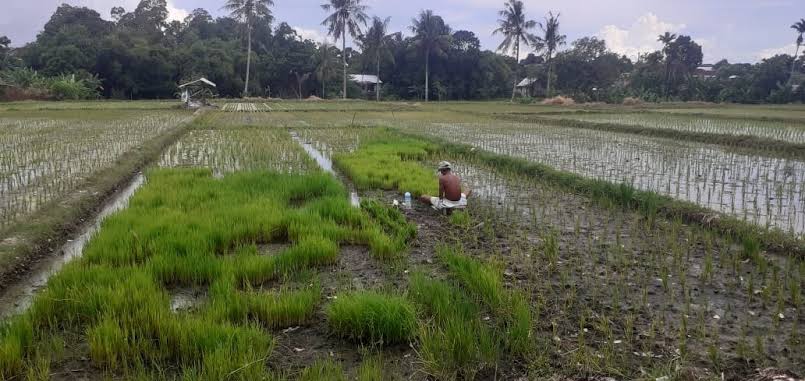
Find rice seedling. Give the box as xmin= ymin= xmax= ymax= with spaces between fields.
xmin=0 ymin=167 xmax=411 ymax=379
xmin=326 ymin=291 xmax=416 ymax=345
xmin=333 ymin=138 xmax=438 ymax=196
xmin=397 ymin=119 xmax=805 ymax=239
xmin=409 ymin=272 xmax=501 ymax=380
xmin=298 ymin=358 xmax=347 ymax=381
xmin=0 ymin=110 xmax=191 ymax=228
xmin=356 ymin=354 xmax=384 ymax=381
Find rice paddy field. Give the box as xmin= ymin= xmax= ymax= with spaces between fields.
xmin=0 ymin=100 xmax=803 ymax=380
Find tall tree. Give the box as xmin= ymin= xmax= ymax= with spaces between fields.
xmin=788 ymin=19 xmax=805 ymax=86
xmin=657 ymin=32 xmax=677 ymax=96
xmin=315 ymin=43 xmax=337 ymax=98
xmin=494 ymin=0 xmax=539 ymax=102
xmin=410 ymin=10 xmax=451 ymax=101
xmin=0 ymin=36 xmax=11 ymax=71
xmin=321 ymin=0 xmax=369 ymax=99
xmin=535 ymin=12 xmax=566 ymax=97
xmin=357 ymin=16 xmax=395 ymax=101
xmin=222 ymin=0 xmax=274 ymax=97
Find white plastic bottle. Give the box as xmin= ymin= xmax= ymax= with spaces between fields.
xmin=404 ymin=192 xmax=412 ymax=208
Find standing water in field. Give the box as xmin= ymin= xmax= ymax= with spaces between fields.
xmin=290 ymin=132 xmax=361 ymax=207
xmin=0 ymin=174 xmax=145 ymax=319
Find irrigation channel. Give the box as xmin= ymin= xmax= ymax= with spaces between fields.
xmin=290 ymin=131 xmax=361 ymax=207
xmin=0 ymin=174 xmax=145 ymax=319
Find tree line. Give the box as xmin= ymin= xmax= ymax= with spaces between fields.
xmin=0 ymin=0 xmax=803 ymax=103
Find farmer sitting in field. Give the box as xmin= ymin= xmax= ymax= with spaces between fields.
xmin=419 ymin=161 xmax=470 ymax=211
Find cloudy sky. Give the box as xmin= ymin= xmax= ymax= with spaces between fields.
xmin=2 ymin=0 xmax=802 ymax=63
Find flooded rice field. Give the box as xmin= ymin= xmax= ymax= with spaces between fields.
xmin=559 ymin=113 xmax=805 ymax=144
xmin=296 ymin=125 xmax=803 ymax=371
xmin=0 ymin=173 xmax=144 ymax=319
xmin=398 ymin=121 xmax=805 ymax=237
xmin=0 ymin=111 xmax=189 ymax=228
xmin=159 ymin=128 xmax=316 ymax=174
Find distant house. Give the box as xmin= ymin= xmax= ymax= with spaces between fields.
xmin=349 ymin=74 xmax=382 ymax=94
xmin=693 ymin=64 xmax=717 ymax=80
xmin=516 ymin=78 xmax=538 ymax=97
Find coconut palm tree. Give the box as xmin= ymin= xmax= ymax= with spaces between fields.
xmin=321 ymin=0 xmax=369 ymax=99
xmin=222 ymin=0 xmax=274 ymax=97
xmin=535 ymin=12 xmax=566 ymax=98
xmin=315 ymin=43 xmax=337 ymax=98
xmin=357 ymin=16 xmax=395 ymax=101
xmin=410 ymin=10 xmax=451 ymax=102
xmin=788 ymin=19 xmax=805 ymax=86
xmin=657 ymin=32 xmax=677 ymax=96
xmin=493 ymin=0 xmax=539 ymax=102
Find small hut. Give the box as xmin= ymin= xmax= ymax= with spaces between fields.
xmin=515 ymin=78 xmax=538 ymax=97
xmin=178 ymin=77 xmax=217 ymax=108
xmin=349 ymin=74 xmax=382 ymax=95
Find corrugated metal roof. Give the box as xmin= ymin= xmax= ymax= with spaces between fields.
xmin=179 ymin=77 xmax=217 ymax=88
xmin=516 ymin=78 xmax=537 ymax=87
xmin=349 ymin=74 xmax=382 ymax=84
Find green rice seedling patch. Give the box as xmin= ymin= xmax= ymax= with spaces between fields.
xmin=298 ymin=358 xmax=347 ymax=381
xmin=326 ymin=291 xmax=416 ymax=345
xmin=334 ymin=138 xmax=438 ymax=196
xmin=0 ymin=167 xmax=414 ymax=379
xmin=408 ymin=272 xmax=502 ymax=380
xmin=437 ymin=246 xmax=533 ymax=356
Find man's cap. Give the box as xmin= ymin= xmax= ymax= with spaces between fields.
xmin=438 ymin=161 xmax=452 ymax=171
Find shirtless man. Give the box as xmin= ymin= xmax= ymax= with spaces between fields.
xmin=419 ymin=161 xmax=469 ymax=210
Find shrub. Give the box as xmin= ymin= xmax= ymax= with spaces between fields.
xmin=327 ymin=291 xmax=416 ymax=345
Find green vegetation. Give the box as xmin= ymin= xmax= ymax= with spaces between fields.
xmin=334 ymin=138 xmax=438 ymax=196
xmin=437 ymin=246 xmax=533 ymax=356
xmin=327 ymin=291 xmax=416 ymax=345
xmin=298 ymin=358 xmax=347 ymax=381
xmin=0 ymin=168 xmax=411 ymax=379
xmin=409 ymin=272 xmax=501 ymax=380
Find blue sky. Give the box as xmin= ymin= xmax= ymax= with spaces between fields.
xmin=2 ymin=0 xmax=802 ymax=63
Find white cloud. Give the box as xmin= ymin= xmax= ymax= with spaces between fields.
xmin=166 ymin=1 xmax=189 ymax=23
xmin=753 ymin=43 xmax=797 ymax=61
xmin=294 ymin=26 xmax=331 ymax=44
xmin=597 ymin=12 xmax=686 ymax=61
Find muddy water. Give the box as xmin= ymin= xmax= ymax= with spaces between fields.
xmin=290 ymin=132 xmax=360 ymax=207
xmin=0 ymin=174 xmax=145 ymax=319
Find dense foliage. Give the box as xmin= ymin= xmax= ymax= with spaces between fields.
xmin=0 ymin=0 xmax=803 ymax=103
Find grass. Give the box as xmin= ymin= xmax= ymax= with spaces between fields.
xmin=0 ymin=168 xmax=412 ymax=379
xmin=333 ymin=138 xmax=438 ymax=196
xmin=327 ymin=291 xmax=417 ymax=345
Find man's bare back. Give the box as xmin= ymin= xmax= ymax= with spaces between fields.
xmin=419 ymin=161 xmax=470 ymax=211
xmin=439 ymin=172 xmax=462 ymax=202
